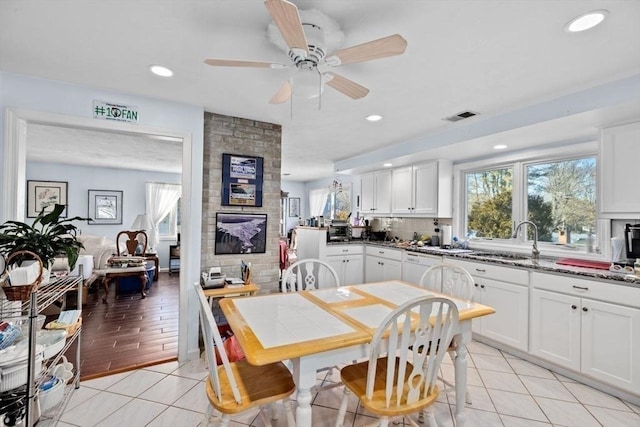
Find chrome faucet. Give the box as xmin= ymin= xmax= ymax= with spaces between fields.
xmin=512 ymin=221 xmax=540 ymax=260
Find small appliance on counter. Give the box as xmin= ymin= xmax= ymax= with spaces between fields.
xmin=327 ymin=220 xmax=350 ymax=242
xmin=625 ymin=224 xmax=640 ymax=260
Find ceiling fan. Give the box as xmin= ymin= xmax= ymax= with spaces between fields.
xmin=204 ymin=0 xmax=407 ymax=104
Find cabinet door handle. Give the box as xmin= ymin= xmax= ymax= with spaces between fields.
xmin=475 ymin=268 xmax=486 ymax=272
xmin=571 ymin=305 xmax=577 ymax=310
xmin=346 ymin=260 xmax=349 ymax=263
xmin=342 ymin=249 xmax=349 ymax=252
xmin=474 ymin=283 xmax=479 ymax=287
xmin=480 ymin=285 xmax=485 ymax=289
xmin=582 ymin=307 xmax=589 ymax=312
xmin=572 ymin=285 xmax=589 ymax=291
xmin=379 ymin=251 xmax=385 ymax=254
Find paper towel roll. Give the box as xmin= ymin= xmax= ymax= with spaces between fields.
xmin=611 ymin=237 xmax=625 ymax=262
xmin=442 ymin=225 xmax=452 ymax=247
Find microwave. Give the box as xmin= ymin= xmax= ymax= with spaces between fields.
xmin=327 ymin=222 xmax=350 ymax=241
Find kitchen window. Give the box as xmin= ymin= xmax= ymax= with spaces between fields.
xmin=460 ymin=145 xmax=600 ymax=256
xmin=526 ymin=157 xmax=597 ymax=251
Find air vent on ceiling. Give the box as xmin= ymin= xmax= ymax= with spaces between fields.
xmin=443 ymin=111 xmax=479 ymax=122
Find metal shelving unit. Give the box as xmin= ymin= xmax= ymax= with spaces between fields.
xmin=0 ymin=268 xmax=83 ymax=426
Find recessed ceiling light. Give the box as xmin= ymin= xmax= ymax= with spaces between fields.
xmin=366 ymin=114 xmax=383 ymax=122
xmin=565 ymin=10 xmax=608 ymax=32
xmin=493 ymin=144 xmax=508 ymax=150
xmin=383 ymin=163 xmax=393 ymax=167
xmin=149 ymin=65 xmax=173 ymax=77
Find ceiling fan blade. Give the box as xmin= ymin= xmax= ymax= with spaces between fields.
xmin=204 ymin=59 xmax=286 ymax=68
xmin=325 ymin=72 xmax=369 ymax=100
xmin=270 ymin=80 xmax=292 ymax=104
xmin=264 ymin=0 xmax=308 ymax=56
xmin=328 ymin=34 xmax=407 ymax=65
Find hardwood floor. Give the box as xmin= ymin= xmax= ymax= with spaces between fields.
xmin=65 ymin=271 xmax=179 ymax=380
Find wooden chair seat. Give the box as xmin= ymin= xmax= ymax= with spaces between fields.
xmin=194 ymin=282 xmax=296 ymax=426
xmin=206 ymin=359 xmax=296 ymax=415
xmin=340 ymin=357 xmax=439 ymax=417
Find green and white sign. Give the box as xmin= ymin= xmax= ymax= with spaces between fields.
xmin=93 ymin=100 xmax=139 ymax=123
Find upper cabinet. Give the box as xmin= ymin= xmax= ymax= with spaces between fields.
xmin=391 ymin=160 xmax=453 ymax=217
xmin=360 ymin=170 xmax=392 ymax=215
xmin=599 ymin=122 xmax=640 ymax=218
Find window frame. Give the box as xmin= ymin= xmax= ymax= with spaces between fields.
xmin=158 ymin=198 xmax=181 ymax=241
xmin=454 ymin=141 xmax=609 ymax=260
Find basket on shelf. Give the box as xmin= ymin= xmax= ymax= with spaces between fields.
xmin=0 ymin=250 xmax=43 ymax=301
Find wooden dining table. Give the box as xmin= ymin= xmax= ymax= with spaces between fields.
xmin=219 ymin=280 xmax=495 ymax=427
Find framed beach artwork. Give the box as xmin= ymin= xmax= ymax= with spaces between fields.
xmin=221 ymin=153 xmax=264 ymax=207
xmin=88 ymin=189 xmax=123 ymax=224
xmin=27 ymin=180 xmax=68 ymax=217
xmin=215 ymin=212 xmax=267 ymax=254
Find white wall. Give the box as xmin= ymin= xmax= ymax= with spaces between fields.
xmin=26 ymin=161 xmax=180 ymax=268
xmin=1 ymin=71 xmax=204 ymax=361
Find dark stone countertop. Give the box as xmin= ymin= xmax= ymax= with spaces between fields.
xmin=327 ymin=240 xmax=640 ymax=287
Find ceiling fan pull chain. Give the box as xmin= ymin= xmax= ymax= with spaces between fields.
xmin=318 ymin=70 xmax=322 ymax=111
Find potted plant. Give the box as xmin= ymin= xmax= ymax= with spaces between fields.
xmin=0 ymin=204 xmax=86 ymax=280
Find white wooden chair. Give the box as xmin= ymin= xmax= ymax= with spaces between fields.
xmin=419 ymin=262 xmax=475 ymax=299
xmin=419 ymin=263 xmax=474 ymax=405
xmin=281 ymin=258 xmax=340 ymax=292
xmin=334 ymin=296 xmax=459 ymax=427
xmin=280 ymin=258 xmax=343 ymax=392
xmin=194 ymin=283 xmax=296 ymax=427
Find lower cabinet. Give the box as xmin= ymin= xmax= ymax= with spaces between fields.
xmin=326 ymin=255 xmax=364 ymax=285
xmin=531 ymin=274 xmax=640 ymax=394
xmin=365 ymin=247 xmax=402 ymax=283
xmin=448 ymin=259 xmax=529 ymax=352
xmin=472 ymin=277 xmax=529 ymax=351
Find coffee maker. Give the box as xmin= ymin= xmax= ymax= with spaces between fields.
xmin=624 ymin=223 xmax=640 ymax=262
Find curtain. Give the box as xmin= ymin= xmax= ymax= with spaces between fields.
xmin=309 ymin=188 xmax=330 ymax=217
xmin=145 ymin=183 xmax=182 ymax=249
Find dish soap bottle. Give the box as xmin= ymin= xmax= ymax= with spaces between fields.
xmin=635 ymin=258 xmax=640 ymax=277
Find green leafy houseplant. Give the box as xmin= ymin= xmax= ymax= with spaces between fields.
xmin=0 ymin=204 xmax=85 ymax=271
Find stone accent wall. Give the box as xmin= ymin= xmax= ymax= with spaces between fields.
xmin=201 ymin=112 xmax=282 ymax=293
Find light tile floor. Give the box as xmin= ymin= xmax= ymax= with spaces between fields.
xmin=38 ymin=341 xmax=640 ymax=426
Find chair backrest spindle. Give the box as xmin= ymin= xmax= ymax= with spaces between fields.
xmin=194 ymin=283 xmax=242 ymax=404
xmin=365 ymin=296 xmax=459 ymax=409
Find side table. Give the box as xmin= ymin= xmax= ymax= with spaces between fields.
xmin=144 ymin=253 xmax=159 ymax=281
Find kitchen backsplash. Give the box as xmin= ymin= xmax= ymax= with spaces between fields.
xmin=369 ymin=217 xmax=453 ymax=241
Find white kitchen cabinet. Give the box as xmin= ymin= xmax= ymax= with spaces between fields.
xmin=365 ymin=246 xmax=402 ymax=283
xmin=360 ymin=170 xmax=392 ymax=215
xmin=531 ymin=272 xmax=640 ymax=394
xmin=402 ymin=251 xmax=442 ymax=285
xmin=448 ymin=258 xmax=529 ymax=351
xmin=531 ymin=289 xmax=581 ymax=370
xmin=391 ymin=160 xmax=452 ymax=217
xmin=326 ymin=254 xmax=364 ymax=285
xmin=322 ymin=245 xmax=364 ymax=285
xmin=599 ymin=121 xmax=640 ymax=217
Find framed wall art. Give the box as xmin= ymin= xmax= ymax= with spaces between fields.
xmin=27 ymin=180 xmax=68 ymax=218
xmin=215 ymin=212 xmax=267 ymax=254
xmin=288 ymin=197 xmax=300 ymax=217
xmin=88 ymin=189 xmax=123 ymax=224
xmin=221 ymin=153 xmax=264 ymax=207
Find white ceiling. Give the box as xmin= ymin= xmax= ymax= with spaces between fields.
xmin=1 ymin=0 xmax=639 ymax=181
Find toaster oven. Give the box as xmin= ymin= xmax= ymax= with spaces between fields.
xmin=327 ymin=222 xmax=350 ymax=241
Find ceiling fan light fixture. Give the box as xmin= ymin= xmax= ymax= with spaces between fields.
xmin=366 ymin=114 xmax=383 ymax=122
xmin=565 ymin=10 xmax=608 ymax=32
xmin=149 ymin=65 xmax=173 ymax=77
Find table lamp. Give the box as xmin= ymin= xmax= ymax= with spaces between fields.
xmin=131 ymin=213 xmax=154 ymax=254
